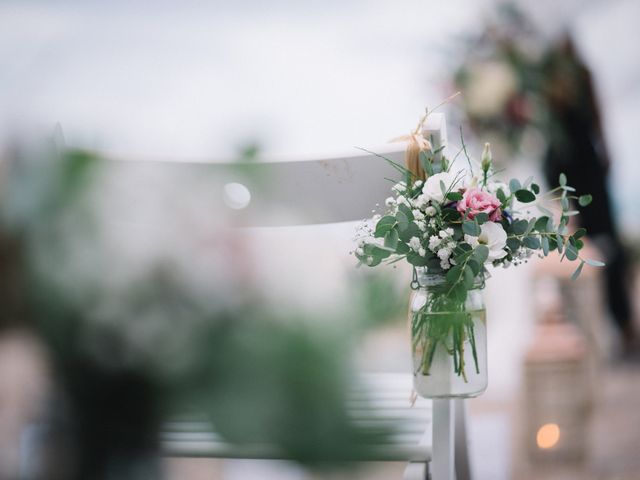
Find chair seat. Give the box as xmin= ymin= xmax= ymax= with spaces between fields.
xmin=161 ymin=373 xmax=432 ymax=462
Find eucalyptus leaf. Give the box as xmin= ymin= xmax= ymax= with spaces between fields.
xmin=574 ymin=228 xmax=587 ymax=239
xmin=585 ymin=259 xmax=605 ymax=267
xmin=571 ymin=261 xmax=584 ymax=280
xmin=472 ymin=245 xmax=489 ymax=265
xmin=565 ymin=243 xmax=579 ymax=261
xmin=535 ymin=216 xmax=550 ymax=232
xmin=374 ymin=215 xmax=396 ymax=237
xmin=523 ymin=236 xmax=540 ymax=249
xmin=509 ymin=178 xmax=521 ymax=193
xmin=462 ymin=221 xmax=481 ymax=236
xmin=541 ymin=236 xmax=549 ymax=256
xmin=384 ymin=228 xmax=399 ymax=250
xmin=475 ymin=212 xmax=489 ymax=224
xmin=559 ymin=173 xmax=567 ymax=186
xmin=396 ymin=211 xmax=409 ymax=231
xmin=578 ymin=194 xmax=592 ymax=207
xmin=515 ymin=189 xmax=536 ymax=203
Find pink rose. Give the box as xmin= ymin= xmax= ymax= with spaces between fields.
xmin=457 ymin=187 xmax=502 ymax=221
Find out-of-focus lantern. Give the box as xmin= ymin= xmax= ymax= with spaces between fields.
xmin=523 ymin=279 xmax=591 ymax=462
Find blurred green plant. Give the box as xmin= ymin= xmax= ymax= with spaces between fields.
xmin=0 ymin=141 xmax=389 ymax=479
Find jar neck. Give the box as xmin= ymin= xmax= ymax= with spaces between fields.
xmin=414 ymin=267 xmax=488 ymax=290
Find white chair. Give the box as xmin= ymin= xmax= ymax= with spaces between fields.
xmin=110 ymin=113 xmax=471 ymax=480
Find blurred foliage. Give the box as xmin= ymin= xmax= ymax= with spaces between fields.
xmin=449 ymin=2 xmax=548 ymax=154
xmin=0 ymin=141 xmax=391 ymax=478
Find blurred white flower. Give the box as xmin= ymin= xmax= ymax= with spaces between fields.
xmin=422 ymin=171 xmax=462 ymax=204
xmin=465 ymin=61 xmax=518 ymax=117
xmin=464 ymin=221 xmax=508 ymax=261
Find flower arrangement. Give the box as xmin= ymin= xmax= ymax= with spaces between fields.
xmin=354 ymin=118 xmax=603 ymax=384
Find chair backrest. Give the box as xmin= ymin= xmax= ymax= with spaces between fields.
xmin=103 ymin=113 xmax=447 ymax=228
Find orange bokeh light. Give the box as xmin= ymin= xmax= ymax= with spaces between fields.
xmin=536 ymin=423 xmax=560 ymax=449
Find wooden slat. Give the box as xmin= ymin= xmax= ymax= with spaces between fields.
xmin=161 ymin=373 xmax=432 ymax=462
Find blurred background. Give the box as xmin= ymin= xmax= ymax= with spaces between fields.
xmin=0 ymin=0 xmax=639 ymax=479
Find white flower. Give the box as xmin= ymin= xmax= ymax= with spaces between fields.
xmin=392 ymin=181 xmax=407 ymax=193
xmin=409 ymin=236 xmax=422 ymax=252
xmin=428 ymin=235 xmax=441 ymax=251
xmin=440 ymin=259 xmax=451 ymax=270
xmin=355 ymin=247 xmax=364 ymax=256
xmin=412 ymin=194 xmax=428 ymax=209
xmin=464 ymin=221 xmax=508 ymax=261
xmin=412 ymin=209 xmax=425 ymax=221
xmin=422 ymin=171 xmax=461 ymax=204
xmin=385 ymin=197 xmax=396 ymax=207
xmin=418 ymin=247 xmax=426 ymax=257
xmin=428 ymin=218 xmax=437 ymax=228
xmin=414 ymin=180 xmax=423 ymax=188
xmin=424 ymin=206 xmax=437 ymax=217
xmin=396 ymin=195 xmax=410 ymax=206
xmin=415 ymin=220 xmax=426 ymax=231
xmin=437 ymin=247 xmax=452 ymax=260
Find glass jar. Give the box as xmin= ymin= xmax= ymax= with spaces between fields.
xmin=410 ymin=269 xmax=488 ymax=398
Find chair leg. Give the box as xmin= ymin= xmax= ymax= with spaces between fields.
xmin=454 ymin=399 xmax=472 ymax=480
xmin=432 ymin=399 xmax=455 ymax=480
xmin=403 ymin=462 xmax=429 ymax=480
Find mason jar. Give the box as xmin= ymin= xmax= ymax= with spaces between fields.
xmin=410 ymin=269 xmax=488 ymax=398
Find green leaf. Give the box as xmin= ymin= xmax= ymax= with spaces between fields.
xmin=559 ymin=173 xmax=567 ymax=186
xmin=541 ymin=236 xmax=549 ymax=256
xmin=496 ymin=188 xmax=507 ymax=205
xmin=398 ymin=203 xmax=414 ymax=221
xmin=556 ymin=234 xmax=564 ymax=253
xmin=571 ymin=261 xmax=584 ymax=280
xmin=446 ymin=191 xmax=463 ymax=201
xmin=440 ymin=180 xmax=447 ymax=199
xmin=398 ymin=222 xmax=421 ymax=242
xmin=446 ymin=264 xmax=464 ymax=284
xmin=585 ymin=259 xmax=605 ymax=267
xmin=467 ymin=258 xmax=480 ymax=276
xmin=463 ymin=265 xmax=475 ymax=289
xmin=450 ymin=282 xmax=468 ymax=303
xmin=535 ymin=216 xmax=550 ymax=232
xmin=475 ymin=212 xmax=489 ymax=224
xmin=515 ymin=189 xmax=536 ymax=203
xmin=441 ymin=208 xmax=460 ymax=222
xmin=561 ymin=197 xmax=569 ymax=210
xmin=374 ymin=215 xmax=396 ymax=237
xmin=384 ymin=228 xmax=399 ymax=250
xmin=574 ymin=228 xmax=587 ymax=239
xmin=407 ymin=251 xmax=429 ymax=266
xmin=509 ymin=178 xmax=521 ymax=193
xmin=472 ymin=245 xmax=489 ymax=265
xmin=523 ymin=236 xmax=540 ymax=249
xmin=565 ymin=210 xmax=580 ymax=216
xmin=531 ymin=183 xmax=540 ymax=194
xmin=512 ymin=219 xmax=529 ymax=235
xmin=396 ymin=242 xmax=410 ymax=254
xmin=419 ymin=151 xmax=435 ymax=176
xmin=396 ymin=211 xmax=409 ymax=231
xmin=565 ymin=243 xmax=579 ymax=261
xmin=507 ymin=237 xmax=521 ymax=252
xmin=578 ymin=194 xmax=592 ymax=207
xmin=462 ymin=221 xmax=481 ymax=236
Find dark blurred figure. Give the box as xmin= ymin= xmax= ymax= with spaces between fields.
xmin=542 ymin=33 xmax=636 ymax=353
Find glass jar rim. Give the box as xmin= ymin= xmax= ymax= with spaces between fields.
xmin=414 ymin=267 xmax=489 ymax=289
